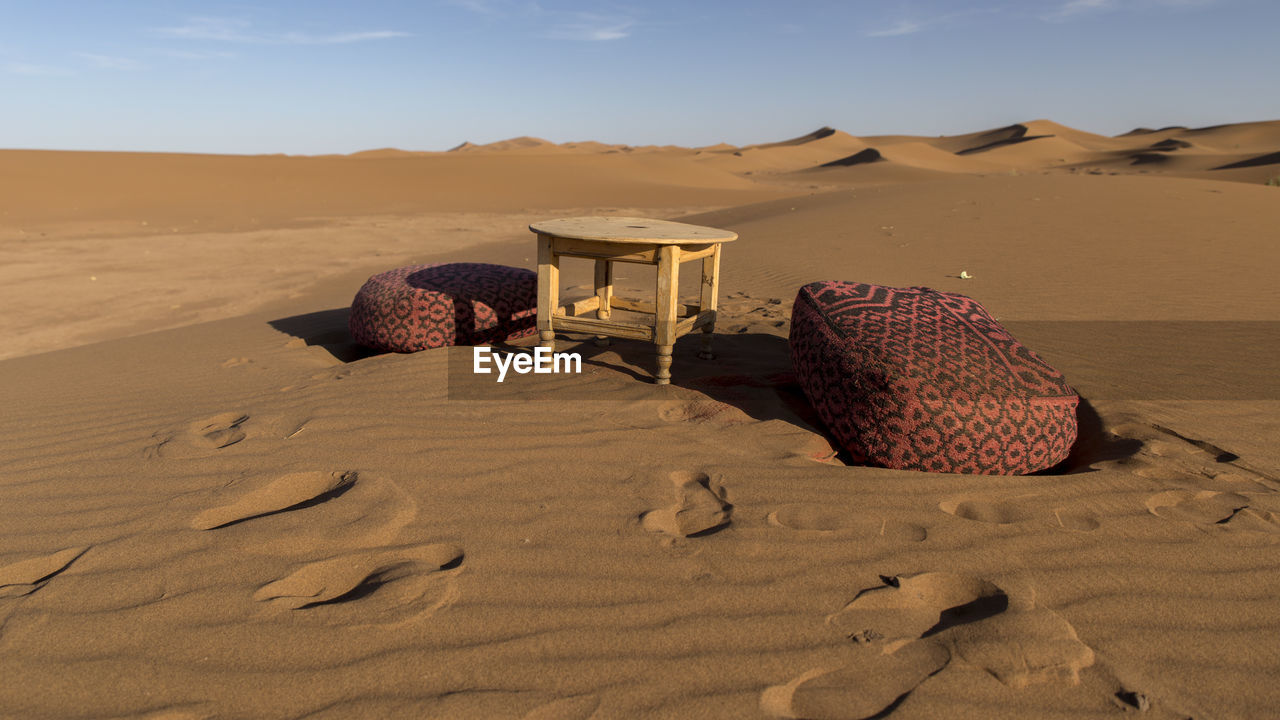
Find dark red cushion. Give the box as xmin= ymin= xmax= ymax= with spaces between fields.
xmin=789 ymin=281 xmax=1078 ymax=475
xmin=349 ymin=263 xmax=537 ymax=352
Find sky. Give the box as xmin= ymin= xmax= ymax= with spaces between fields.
xmin=1 ymin=0 xmax=1277 ymax=154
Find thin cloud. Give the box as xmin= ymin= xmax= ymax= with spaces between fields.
xmin=445 ymin=0 xmax=504 ymax=15
xmin=1140 ymin=0 xmax=1219 ymax=7
xmin=446 ymin=2 xmax=636 ymax=41
xmin=444 ymin=0 xmax=546 ymax=18
xmin=153 ymin=17 xmax=409 ymax=45
xmin=78 ymin=53 xmax=145 ymax=70
xmin=866 ymin=20 xmax=924 ymax=37
xmin=865 ymin=7 xmax=1000 ymax=38
xmin=2 ymin=61 xmax=72 ymax=76
xmin=149 ymin=48 xmax=237 ymax=60
xmin=545 ymin=14 xmax=634 ymax=41
xmin=154 ymin=17 xmax=257 ymax=42
xmin=1044 ymin=0 xmax=1116 ymax=20
xmin=1043 ymin=0 xmax=1215 ymax=21
xmin=283 ymin=30 xmax=409 ymax=44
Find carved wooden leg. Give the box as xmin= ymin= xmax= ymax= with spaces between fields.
xmin=655 ymin=344 xmax=673 ymax=385
xmin=654 ymin=245 xmax=679 ymax=385
xmin=537 ymin=234 xmax=558 ymax=352
xmin=698 ymin=244 xmax=721 ymax=360
xmin=698 ymin=326 xmax=715 ymax=360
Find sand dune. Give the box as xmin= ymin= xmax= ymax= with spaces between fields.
xmin=1017 ymin=119 xmax=1132 ymax=151
xmin=1119 ymin=125 xmax=1188 ymax=136
xmin=862 ymin=119 xmax=1280 ymax=181
xmin=561 ymin=140 xmax=624 ymax=153
xmin=3 ymin=117 xmax=1276 ymax=360
xmin=817 ymin=142 xmax=1009 ymax=174
xmin=695 ymin=127 xmax=871 ymax=175
xmin=342 ymin=118 xmax=1280 ymax=189
xmin=745 ymin=126 xmax=847 ymax=150
xmin=1177 ymin=119 xmax=1280 ymax=152
xmin=1145 ymin=138 xmax=1194 ymax=150
xmin=818 ymin=147 xmax=884 ymax=167
xmin=803 ymin=161 xmax=962 ymax=187
xmin=0 ymin=149 xmax=792 ymax=360
xmin=926 ymin=123 xmax=1050 ymax=155
xmin=0 ymin=149 xmax=773 ymax=235
xmin=450 ymin=135 xmax=566 ymax=153
xmin=344 ymin=148 xmax=434 ymax=159
xmin=688 ymin=173 xmax=1280 ymax=322
xmin=926 ymin=121 xmax=1123 ymax=157
xmin=2 ymin=118 xmax=1280 ymax=718
xmin=1086 ymin=141 xmax=1280 ymax=182
xmin=1214 ymin=150 xmax=1280 ymax=170
xmin=969 ymin=135 xmax=1095 ymax=168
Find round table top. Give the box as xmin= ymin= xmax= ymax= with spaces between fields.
xmin=529 ymin=216 xmax=737 ymax=245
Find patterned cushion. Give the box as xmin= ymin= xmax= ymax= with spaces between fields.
xmin=789 ymin=281 xmax=1078 ymax=475
xmin=349 ymin=263 xmax=537 ymax=352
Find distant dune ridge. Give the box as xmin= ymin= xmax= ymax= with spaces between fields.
xmin=6 ymin=119 xmax=1274 ymax=235
xmin=414 ymin=118 xmax=1280 ymax=183
xmin=1 ymin=117 xmax=1280 ymax=719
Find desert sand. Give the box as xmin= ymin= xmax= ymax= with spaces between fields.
xmin=1 ymin=120 xmax=1278 ymax=719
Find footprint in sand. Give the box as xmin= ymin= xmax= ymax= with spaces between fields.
xmin=825 ymin=572 xmax=1094 ymax=688
xmin=948 ymin=604 xmax=1096 ymax=688
xmin=1131 ymin=452 xmax=1278 ymax=493
xmin=641 ymin=471 xmax=732 ymax=537
xmin=145 ymin=412 xmax=249 ymax=459
xmin=1131 ymin=462 xmax=1193 ymax=483
xmin=1145 ymin=489 xmax=1244 ymax=523
xmin=657 ymin=397 xmax=751 ymax=425
xmin=226 ymin=472 xmax=420 ymax=557
xmin=939 ymin=498 xmax=1038 ymax=525
xmin=827 ymin=573 xmax=1010 ymax=647
xmin=311 ymin=367 xmax=354 ymax=381
xmin=1116 ymin=420 xmax=1280 ymax=490
xmin=768 ymin=504 xmax=927 ymax=542
xmin=762 ymin=639 xmax=951 ymax=720
xmin=190 ymin=470 xmax=357 ymax=530
xmin=253 ymin=543 xmax=463 ymax=623
xmin=1053 ymin=508 xmax=1101 ymax=532
xmin=1140 ymin=438 xmax=1187 ymax=458
xmin=940 ymin=498 xmax=1100 ymax=532
xmin=1145 ymin=489 xmax=1280 ymax=532
xmin=0 ymin=546 xmax=89 ymax=598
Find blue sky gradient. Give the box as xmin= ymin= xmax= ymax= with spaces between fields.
xmin=1 ymin=0 xmax=1276 ymax=154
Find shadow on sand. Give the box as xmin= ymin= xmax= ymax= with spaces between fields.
xmin=268 ymin=307 xmax=1139 ymax=475
xmin=269 ymin=307 xmax=376 ymax=364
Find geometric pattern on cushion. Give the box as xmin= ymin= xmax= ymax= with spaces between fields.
xmin=349 ymin=263 xmax=537 ymax=353
xmin=789 ymin=281 xmax=1079 ymax=475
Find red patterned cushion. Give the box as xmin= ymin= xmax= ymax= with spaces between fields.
xmin=349 ymin=263 xmax=537 ymax=352
xmin=789 ymin=281 xmax=1078 ymax=475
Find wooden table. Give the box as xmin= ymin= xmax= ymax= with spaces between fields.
xmin=528 ymin=217 xmax=738 ymax=384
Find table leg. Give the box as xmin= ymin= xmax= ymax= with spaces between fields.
xmin=698 ymin=243 xmax=721 ymax=360
xmin=537 ymin=234 xmax=559 ymax=351
xmin=593 ymin=259 xmax=612 ymax=347
xmin=654 ymin=245 xmax=679 ymax=384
